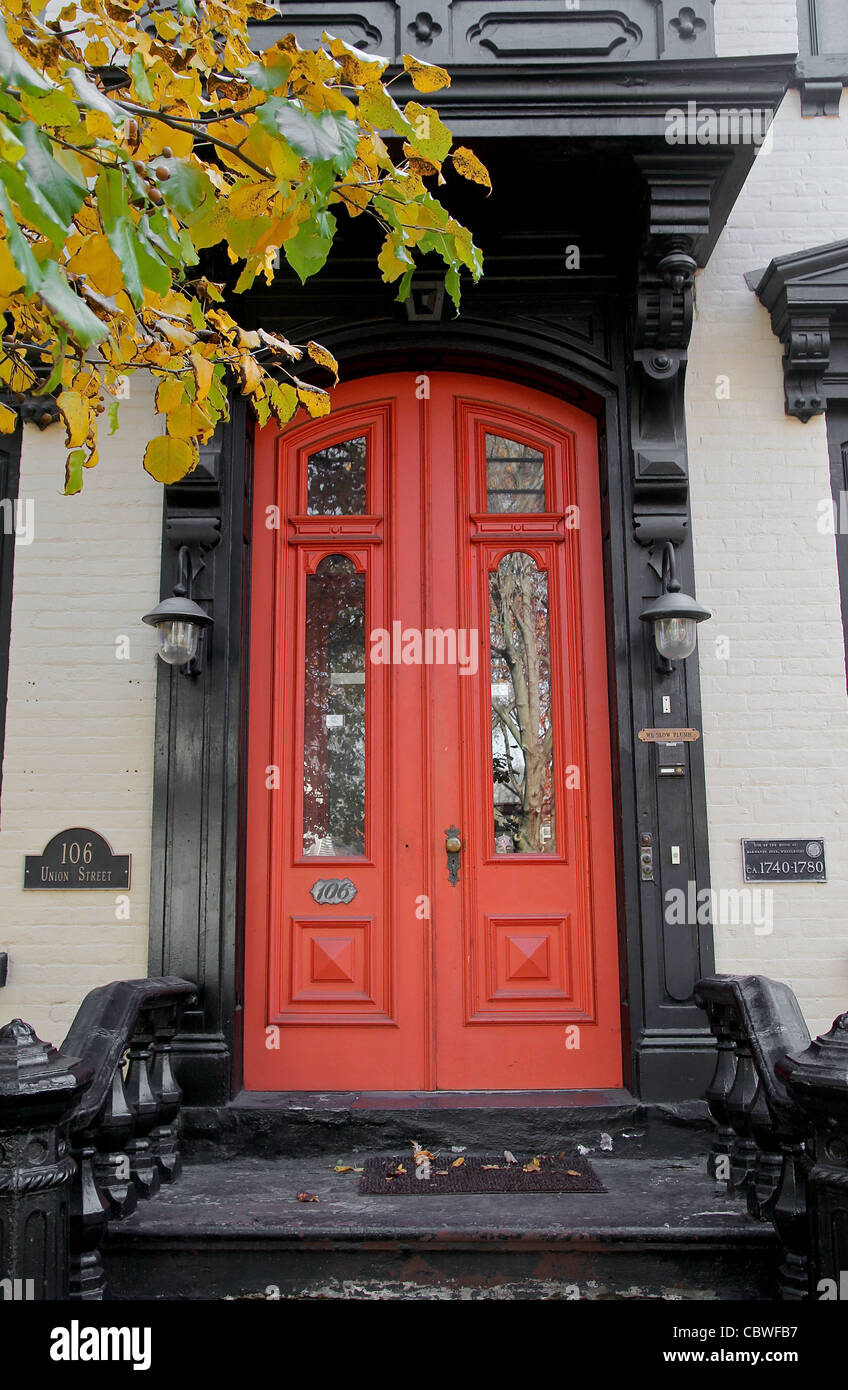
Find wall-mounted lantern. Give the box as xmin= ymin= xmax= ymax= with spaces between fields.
xmin=639 ymin=540 xmax=711 ymax=670
xmin=142 ymin=544 xmax=212 ymax=675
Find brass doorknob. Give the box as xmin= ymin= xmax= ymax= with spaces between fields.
xmin=445 ymin=833 xmax=462 ymax=854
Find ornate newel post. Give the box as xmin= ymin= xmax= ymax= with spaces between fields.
xmin=0 ymin=1020 xmax=91 ymax=1300
xmin=779 ymin=1013 xmax=848 ymax=1298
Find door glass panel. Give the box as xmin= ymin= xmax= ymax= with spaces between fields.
xmin=485 ymin=433 xmax=545 ymax=512
xmin=303 ymin=555 xmax=366 ymax=856
xmin=489 ymin=551 xmax=556 ymax=854
xmin=307 ymin=436 xmax=367 ymax=514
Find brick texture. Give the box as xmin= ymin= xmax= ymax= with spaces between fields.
xmin=689 ymin=90 xmax=848 ymax=1038
xmin=714 ymin=0 xmax=798 ymax=57
xmin=0 ymin=374 xmax=163 ymax=1046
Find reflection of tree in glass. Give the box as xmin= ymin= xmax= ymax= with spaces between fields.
xmin=489 ymin=551 xmax=555 ymax=854
xmin=303 ymin=555 xmax=366 ymax=857
xmin=485 ymin=433 xmax=545 ymax=513
xmin=307 ymin=437 xmax=367 ymax=515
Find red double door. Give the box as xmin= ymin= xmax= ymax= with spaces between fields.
xmin=245 ymin=372 xmax=621 ymax=1090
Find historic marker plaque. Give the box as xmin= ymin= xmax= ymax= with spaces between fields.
xmin=24 ymin=829 xmax=131 ymax=890
xmin=742 ymin=839 xmax=826 ymax=884
xmin=638 ymin=727 xmax=701 ymax=743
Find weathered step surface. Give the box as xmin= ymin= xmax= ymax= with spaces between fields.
xmin=103 ymin=1152 xmax=779 ymax=1301
xmin=181 ymin=1090 xmax=715 ymax=1161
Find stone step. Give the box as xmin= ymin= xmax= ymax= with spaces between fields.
xmin=102 ymin=1153 xmax=779 ymax=1301
xmin=182 ymin=1090 xmax=714 ymax=1161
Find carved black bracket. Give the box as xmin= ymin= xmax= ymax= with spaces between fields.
xmin=748 ymin=240 xmax=848 ymax=422
xmin=631 ymin=165 xmax=713 ymax=545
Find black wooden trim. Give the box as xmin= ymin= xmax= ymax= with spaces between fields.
xmin=0 ymin=422 xmax=22 ymax=819
xmin=147 ymin=400 xmax=250 ymax=1104
xmin=826 ymin=403 xmax=848 ymax=692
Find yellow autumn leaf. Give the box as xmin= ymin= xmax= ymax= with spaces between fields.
xmin=143 ymin=435 xmax=198 ymax=484
xmin=155 ymin=377 xmax=185 ymax=414
xmin=0 ymin=401 xmax=18 ymax=434
xmin=452 ymin=146 xmax=492 ymax=191
xmin=268 ymin=381 xmax=297 ymax=426
xmin=228 ymin=182 xmax=276 ymax=220
xmin=155 ymin=320 xmax=197 ymax=351
xmin=297 ymin=384 xmax=331 ymax=418
xmin=85 ymin=39 xmax=110 ymax=66
xmin=166 ymin=402 xmax=215 ymax=443
xmin=378 ymin=233 xmax=413 ymax=283
xmin=307 ymin=341 xmax=339 ymax=381
xmin=451 ymin=1157 xmax=465 ymax=1168
xmin=67 ymin=234 xmax=124 ymax=297
xmin=0 ymin=239 xmax=24 ymax=296
xmin=190 ymin=350 xmax=213 ymax=403
xmin=237 ymin=352 xmax=263 ymax=397
xmin=402 ymin=56 xmax=451 ymax=93
xmin=56 ymin=390 xmax=90 ymax=448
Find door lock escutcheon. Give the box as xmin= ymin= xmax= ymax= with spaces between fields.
xmin=445 ymin=826 xmax=462 ymax=886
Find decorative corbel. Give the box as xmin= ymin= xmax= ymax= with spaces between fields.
xmin=631 ymin=165 xmax=714 ymax=546
xmin=747 ymin=240 xmax=848 ymax=423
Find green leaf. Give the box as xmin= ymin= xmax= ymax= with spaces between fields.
xmin=242 ymin=59 xmax=292 ymax=93
xmin=107 ymin=399 xmax=120 ymax=435
xmin=22 ymin=89 xmax=79 ymax=128
xmin=0 ymin=115 xmax=23 ymax=161
xmin=359 ymin=85 xmax=413 ymax=138
xmin=156 ymin=157 xmax=214 ymax=220
xmin=0 ymin=159 xmax=68 ymax=244
xmin=38 ymin=261 xmax=109 ymax=348
xmin=282 ymin=210 xmax=336 ymax=283
xmin=135 ymin=230 xmax=171 ymax=297
xmin=178 ymin=0 xmax=197 ymax=15
xmin=0 ymin=181 xmax=41 ymax=292
xmin=34 ymin=332 xmax=68 ymax=396
xmin=64 ymin=447 xmax=85 ymax=495
xmin=445 ymin=264 xmax=461 ymax=314
xmin=66 ymin=68 xmax=126 ymax=124
xmin=0 ymin=16 xmax=54 ymax=95
xmin=257 ymin=98 xmax=358 ymax=175
xmin=128 ymin=53 xmax=153 ymax=105
xmin=96 ymin=167 xmax=143 ymax=306
xmin=20 ymin=123 xmax=85 ymax=229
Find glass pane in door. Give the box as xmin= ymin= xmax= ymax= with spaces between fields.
xmin=485 ymin=433 xmax=545 ymax=512
xmin=303 ymin=555 xmax=366 ymax=856
xmin=489 ymin=551 xmax=556 ymax=854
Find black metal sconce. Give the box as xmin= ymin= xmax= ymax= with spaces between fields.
xmin=639 ymin=539 xmax=711 ymax=673
xmin=142 ymin=544 xmax=213 ymax=676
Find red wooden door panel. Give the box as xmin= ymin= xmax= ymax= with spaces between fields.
xmin=244 ymin=373 xmax=621 ymax=1091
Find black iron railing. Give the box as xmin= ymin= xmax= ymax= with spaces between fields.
xmin=696 ymin=973 xmax=848 ymax=1301
xmin=0 ymin=976 xmax=195 ymax=1301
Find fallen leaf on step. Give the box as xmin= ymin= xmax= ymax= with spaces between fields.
xmin=504 ymin=1150 xmax=518 ymax=1165
xmin=567 ymin=1170 xmax=581 ymax=1177
xmin=523 ymin=1156 xmax=541 ymax=1173
xmin=452 ymin=1157 xmax=465 ymax=1168
xmin=334 ymin=1164 xmax=355 ymax=1172
xmin=481 ymin=1164 xmax=500 ymax=1170
xmin=297 ymin=1191 xmax=319 ymax=1202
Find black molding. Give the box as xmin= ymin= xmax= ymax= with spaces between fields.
xmin=0 ymin=422 xmax=22 ymax=820
xmin=749 ymin=242 xmax=848 ymax=697
xmin=748 ymin=239 xmax=848 ymax=422
xmin=147 ymin=402 xmax=250 ymax=1104
xmin=256 ymin=1 xmax=721 ymax=66
xmin=795 ymin=0 xmax=848 ymax=113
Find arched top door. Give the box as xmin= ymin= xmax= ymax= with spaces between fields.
xmin=245 ymin=372 xmax=621 ymax=1091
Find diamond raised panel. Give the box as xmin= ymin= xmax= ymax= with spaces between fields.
xmin=281 ymin=918 xmax=394 ymax=1022
xmin=470 ymin=914 xmax=588 ymax=1021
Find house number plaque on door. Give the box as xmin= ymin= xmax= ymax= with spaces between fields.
xmin=310 ymin=878 xmax=357 ymax=905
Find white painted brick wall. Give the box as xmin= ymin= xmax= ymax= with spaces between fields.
xmin=714 ymin=0 xmax=798 ymax=56
xmin=0 ymin=375 xmax=163 ymax=1047
xmin=689 ymin=90 xmax=848 ymax=1038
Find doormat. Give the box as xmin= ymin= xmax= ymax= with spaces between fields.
xmin=358 ymin=1151 xmax=606 ymax=1195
